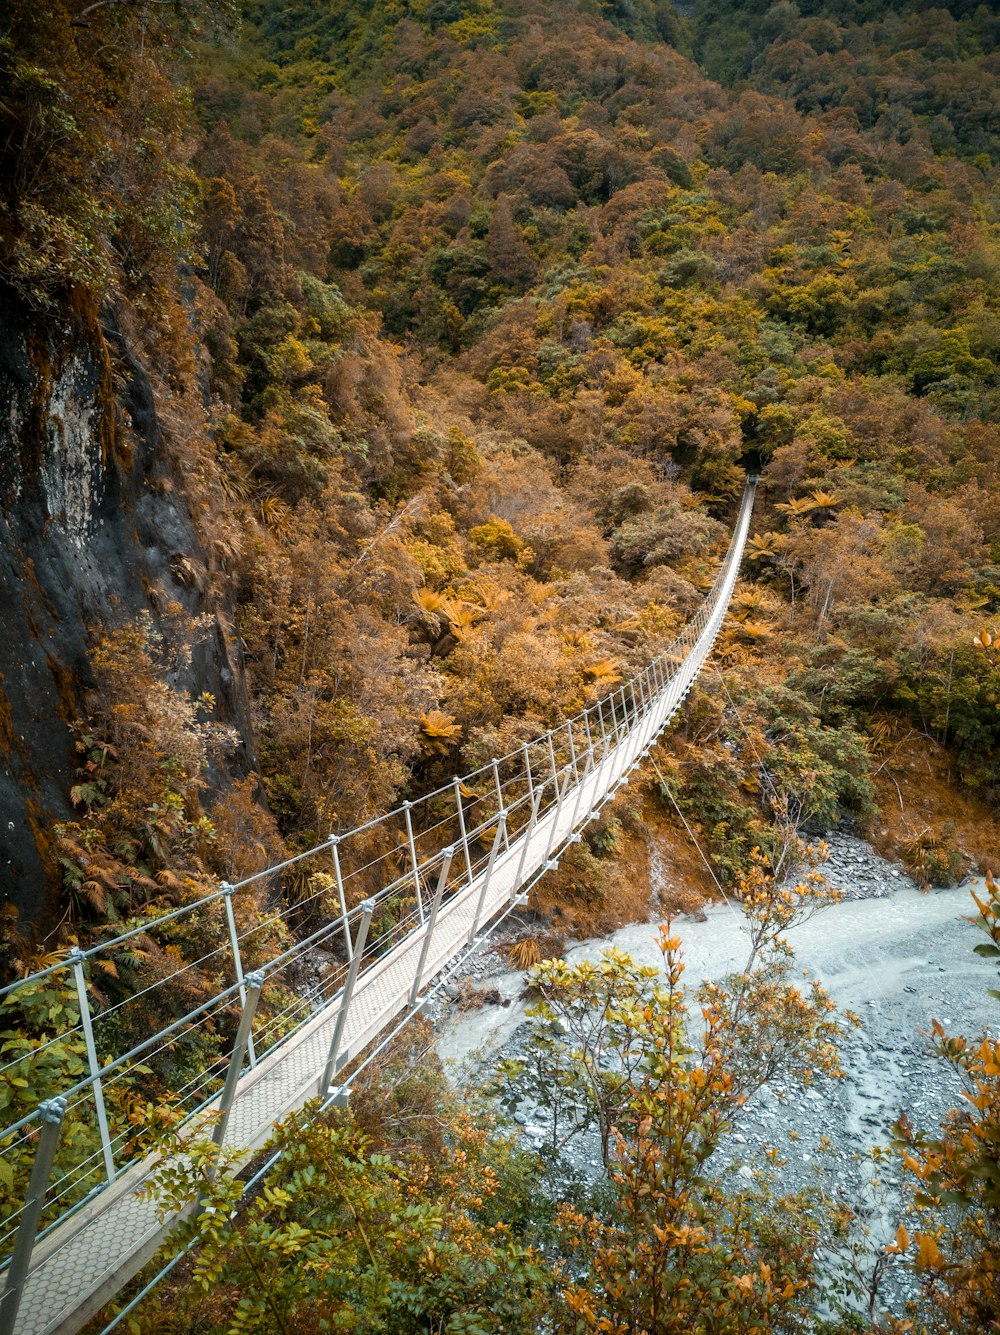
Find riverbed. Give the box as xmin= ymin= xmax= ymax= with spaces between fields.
xmin=431 ymin=834 xmax=998 ymax=1317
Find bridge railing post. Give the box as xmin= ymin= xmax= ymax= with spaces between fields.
xmin=546 ymin=731 xmax=559 ymax=799
xmin=491 ymin=758 xmax=509 ymax=850
xmin=568 ymin=745 xmax=594 ymax=833
xmin=470 ymin=815 xmax=508 ymax=943
xmin=320 ymin=899 xmax=376 ymax=1097
xmin=522 ymin=742 xmax=535 ymax=807
xmin=221 ymin=885 xmax=257 ymax=1070
xmin=402 ymin=802 xmax=425 ymax=924
xmin=327 ymin=835 xmax=354 ymax=961
xmin=565 ymin=718 xmax=578 ymax=782
xmin=544 ymin=744 xmax=571 ymax=863
xmin=410 ymin=847 xmax=455 ymax=1007
xmin=511 ymin=787 xmax=543 ymax=903
xmin=68 ymin=947 xmax=116 ymax=1183
xmin=212 ymin=970 xmax=265 ymax=1156
xmin=453 ymin=777 xmax=473 ymax=886
xmin=0 ymin=1096 xmax=67 ymax=1335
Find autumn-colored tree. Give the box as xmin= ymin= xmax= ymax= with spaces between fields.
xmin=520 ymin=850 xmax=845 ymax=1334
xmin=893 ymin=872 xmax=1000 ymax=1335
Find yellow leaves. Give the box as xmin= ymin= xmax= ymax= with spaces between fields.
xmin=734 ymin=619 xmax=770 ymax=643
xmin=561 ymin=629 xmax=595 ymax=652
xmin=915 ymin=1231 xmax=944 ymax=1270
xmin=975 ymin=625 xmax=1000 ymax=669
xmin=746 ymin=531 xmax=786 ymax=562
xmin=413 ymin=588 xmax=451 ymax=619
xmin=412 ymin=589 xmax=480 ymax=641
xmin=508 ymin=937 xmax=541 ymax=970
xmin=583 ymin=657 xmax=622 ymax=686
xmin=258 ymin=495 xmax=292 ymax=537
xmin=418 ymin=709 xmax=462 ymax=755
xmin=447 ymin=603 xmax=480 ymax=639
xmin=775 ymin=496 xmax=816 ymax=517
xmin=885 ymin=1223 xmax=910 ymax=1255
xmin=775 ymin=490 xmax=841 ymax=519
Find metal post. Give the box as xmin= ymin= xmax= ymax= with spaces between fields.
xmin=402 ymin=802 xmax=425 ymax=923
xmin=328 ymin=836 xmax=354 ymax=961
xmin=522 ymin=743 xmax=535 ymax=804
xmin=470 ymin=814 xmax=507 ymax=942
xmin=320 ymin=899 xmax=375 ymax=1097
xmin=565 ymin=719 xmax=578 ymax=781
xmin=546 ymin=731 xmax=559 ymax=805
xmin=221 ymin=886 xmax=257 ymax=1069
xmin=453 ymin=778 xmax=473 ymax=885
xmin=491 ymin=758 xmax=509 ymax=850
xmin=568 ymin=745 xmax=594 ymax=835
xmin=67 ymin=948 xmax=115 ymax=1183
xmin=599 ymin=696 xmax=614 ymax=768
xmin=510 ymin=788 xmax=542 ymax=903
xmin=583 ymin=707 xmax=593 ymax=753
xmin=0 ymin=1097 xmax=66 ymax=1335
xmin=544 ymin=759 xmax=571 ymax=863
xmin=645 ymin=671 xmax=662 ymax=748
xmin=410 ymin=847 xmax=455 ymax=1006
xmin=212 ymin=971 xmax=264 ymax=1155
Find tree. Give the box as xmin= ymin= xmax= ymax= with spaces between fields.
xmin=522 ymin=850 xmax=846 ymax=1334
xmin=486 ymin=197 xmax=536 ymax=287
xmin=893 ymin=872 xmax=1000 ymax=1335
xmin=140 ymin=1056 xmax=554 ymax=1335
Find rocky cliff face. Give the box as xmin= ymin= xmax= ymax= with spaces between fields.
xmin=0 ymin=289 xmax=256 ymax=935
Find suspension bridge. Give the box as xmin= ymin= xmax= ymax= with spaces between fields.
xmin=0 ymin=480 xmax=757 ymax=1335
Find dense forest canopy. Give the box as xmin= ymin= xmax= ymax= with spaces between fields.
xmin=2 ymin=0 xmax=999 ymax=960
xmin=1 ymin=0 xmax=1000 ymax=1328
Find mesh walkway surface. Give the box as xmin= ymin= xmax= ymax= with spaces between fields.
xmin=3 ymin=484 xmax=755 ymax=1335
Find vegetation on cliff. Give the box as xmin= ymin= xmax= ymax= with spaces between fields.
xmin=1 ymin=0 xmax=999 ymax=1330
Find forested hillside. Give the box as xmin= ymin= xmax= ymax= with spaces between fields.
xmin=7 ymin=0 xmax=999 ymax=951
xmin=1 ymin=1 xmax=999 ymax=1330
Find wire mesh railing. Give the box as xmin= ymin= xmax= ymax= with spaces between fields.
xmin=0 ymin=479 xmax=756 ymax=1335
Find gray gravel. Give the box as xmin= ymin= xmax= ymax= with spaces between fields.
xmin=432 ymin=835 xmax=998 ymax=1322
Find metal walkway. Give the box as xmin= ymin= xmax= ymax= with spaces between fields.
xmin=0 ymin=481 xmax=757 ymax=1335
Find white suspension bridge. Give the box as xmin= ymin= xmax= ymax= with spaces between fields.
xmin=0 ymin=480 xmax=757 ymax=1335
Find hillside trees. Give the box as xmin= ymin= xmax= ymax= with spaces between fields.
xmin=0 ymin=0 xmax=237 ymax=306
xmin=5 ymin=0 xmax=999 ymax=937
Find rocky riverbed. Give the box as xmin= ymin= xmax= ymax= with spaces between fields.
xmin=431 ymin=832 xmax=997 ymax=1321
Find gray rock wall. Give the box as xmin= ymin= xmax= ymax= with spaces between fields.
xmin=0 ymin=289 xmax=256 ymax=936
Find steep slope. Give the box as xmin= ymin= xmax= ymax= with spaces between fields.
xmin=3 ymin=0 xmax=999 ymax=959
xmin=0 ymin=294 xmax=257 ymax=930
